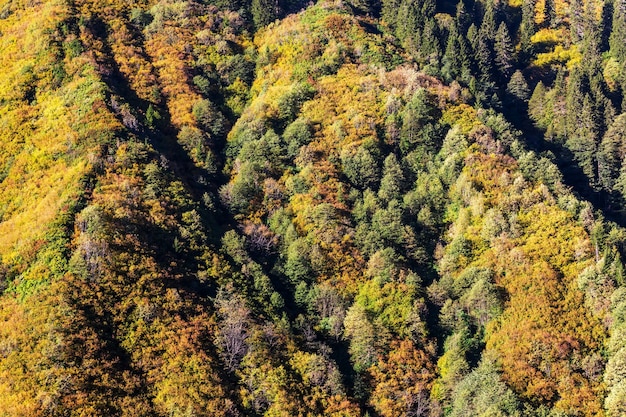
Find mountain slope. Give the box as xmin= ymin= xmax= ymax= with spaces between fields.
xmin=0 ymin=0 xmax=625 ymax=416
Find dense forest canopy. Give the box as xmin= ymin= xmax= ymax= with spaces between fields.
xmin=1 ymin=0 xmax=626 ymax=415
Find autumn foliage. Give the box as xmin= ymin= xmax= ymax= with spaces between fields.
xmin=1 ymin=0 xmax=626 ymax=416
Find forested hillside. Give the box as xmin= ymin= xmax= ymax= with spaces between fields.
xmin=1 ymin=0 xmax=626 ymax=415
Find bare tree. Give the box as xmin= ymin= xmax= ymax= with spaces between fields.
xmin=215 ymin=289 xmax=251 ymax=372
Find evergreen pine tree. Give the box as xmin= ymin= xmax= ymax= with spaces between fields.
xmin=467 ymin=23 xmax=479 ymax=48
xmin=456 ymin=0 xmax=471 ymax=33
xmin=528 ymin=81 xmax=548 ymax=128
xmin=458 ymin=33 xmax=474 ymax=84
xmin=399 ymin=89 xmax=440 ymax=154
xmin=494 ymin=22 xmax=514 ymax=80
xmin=570 ymin=0 xmax=585 ymax=42
xmin=479 ymin=0 xmax=497 ymax=42
xmin=475 ymin=30 xmax=494 ymax=84
xmin=567 ymin=93 xmax=601 ymax=186
xmin=550 ymin=67 xmax=568 ymax=141
xmin=610 ymin=0 xmax=626 ymax=62
xmin=422 ymin=18 xmax=442 ymax=74
xmin=420 ymin=0 xmax=436 ymax=20
xmin=443 ymin=22 xmax=462 ymax=81
xmin=598 ymin=114 xmax=626 ymax=192
xmin=582 ymin=0 xmax=602 ymax=62
xmin=378 ymin=154 xmax=405 ymax=203
xmin=505 ymin=70 xmax=530 ymax=124
xmin=565 ymin=67 xmax=587 ymax=140
xmin=580 ymin=4 xmax=615 ymax=138
xmin=507 ymin=70 xmax=530 ymax=102
xmin=520 ymin=0 xmax=537 ymax=61
xmin=395 ymin=0 xmax=420 ymax=51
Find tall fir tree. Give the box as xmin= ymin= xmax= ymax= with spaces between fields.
xmin=528 ymin=81 xmax=549 ymax=128
xmin=467 ymin=22 xmax=479 ymax=49
xmin=479 ymin=0 xmax=497 ymax=42
xmin=475 ymin=30 xmax=495 ymax=84
xmin=570 ymin=0 xmax=585 ymax=42
xmin=395 ymin=0 xmax=420 ymax=51
xmin=565 ymin=67 xmax=587 ymax=141
xmin=567 ymin=92 xmax=601 ymax=187
xmin=550 ymin=67 xmax=569 ymax=141
xmin=443 ymin=22 xmax=462 ymax=81
xmin=456 ymin=0 xmax=471 ymax=33
xmin=582 ymin=0 xmax=602 ymax=52
xmin=507 ymin=70 xmax=530 ymax=102
xmin=420 ymin=0 xmax=436 ymax=21
xmin=422 ymin=18 xmax=442 ymax=73
xmin=378 ymin=153 xmax=405 ymax=203
xmin=458 ymin=33 xmax=474 ymax=84
xmin=610 ymin=0 xmax=626 ymax=62
xmin=519 ymin=0 xmax=537 ymax=61
xmin=494 ymin=22 xmax=514 ymax=80
xmin=598 ymin=114 xmax=626 ymax=192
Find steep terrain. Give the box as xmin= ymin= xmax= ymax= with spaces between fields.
xmin=1 ymin=0 xmax=626 ymax=416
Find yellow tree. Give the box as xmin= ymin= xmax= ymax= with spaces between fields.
xmin=369 ymin=340 xmax=435 ymax=417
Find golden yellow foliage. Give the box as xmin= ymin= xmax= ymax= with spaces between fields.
xmin=533 ymin=44 xmax=582 ymax=68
